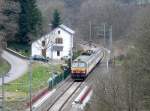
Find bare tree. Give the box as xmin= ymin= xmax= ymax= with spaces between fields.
xmin=32 ymin=32 xmax=55 ymax=57
xmin=0 ymin=0 xmax=5 ymax=57
xmin=86 ymin=67 xmax=126 ymax=111
xmin=74 ymin=0 xmax=138 ymax=43
xmin=0 ymin=0 xmax=19 ymax=42
xmin=87 ymin=5 xmax=150 ymax=111
xmin=123 ymin=6 xmax=150 ymax=111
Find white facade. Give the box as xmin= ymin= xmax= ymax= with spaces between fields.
xmin=31 ymin=24 xmax=75 ymax=60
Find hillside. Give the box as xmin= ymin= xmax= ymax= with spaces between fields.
xmin=0 ymin=0 xmax=20 ymax=42
xmin=37 ymin=0 xmax=138 ymax=40
xmin=0 ymin=0 xmax=140 ymax=44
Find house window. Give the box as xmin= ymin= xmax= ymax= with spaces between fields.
xmin=55 ymin=38 xmax=63 ymax=44
xmin=42 ymin=40 xmax=45 ymax=46
xmin=42 ymin=49 xmax=46 ymax=57
xmin=57 ymin=51 xmax=60 ymax=56
xmin=58 ymin=30 xmax=61 ymax=34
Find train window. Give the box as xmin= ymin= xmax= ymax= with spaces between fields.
xmin=78 ymin=63 xmax=86 ymax=67
xmin=72 ymin=62 xmax=86 ymax=68
xmin=72 ymin=62 xmax=78 ymax=67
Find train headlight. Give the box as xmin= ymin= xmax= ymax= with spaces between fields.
xmin=71 ymin=68 xmax=86 ymax=74
xmin=80 ymin=70 xmax=85 ymax=73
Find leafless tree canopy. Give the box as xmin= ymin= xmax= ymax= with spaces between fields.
xmin=0 ymin=0 xmax=5 ymax=56
xmin=86 ymin=5 xmax=150 ymax=111
xmin=37 ymin=0 xmax=138 ymax=44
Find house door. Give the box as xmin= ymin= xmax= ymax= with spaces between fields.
xmin=57 ymin=51 xmax=60 ymax=56
xmin=42 ymin=49 xmax=46 ymax=57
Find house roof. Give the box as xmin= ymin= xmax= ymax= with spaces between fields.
xmin=59 ymin=24 xmax=75 ymax=34
xmin=32 ymin=24 xmax=75 ymax=44
xmin=32 ymin=32 xmax=52 ymax=44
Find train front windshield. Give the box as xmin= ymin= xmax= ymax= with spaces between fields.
xmin=72 ymin=62 xmax=86 ymax=68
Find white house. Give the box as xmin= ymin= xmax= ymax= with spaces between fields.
xmin=31 ymin=24 xmax=75 ymax=60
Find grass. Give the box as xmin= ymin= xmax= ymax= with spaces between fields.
xmin=115 ymin=59 xmax=124 ymax=65
xmin=5 ymin=63 xmax=62 ymax=94
xmin=2 ymin=62 xmax=63 ymax=111
xmin=0 ymin=58 xmax=10 ymax=76
xmin=115 ymin=55 xmax=125 ymax=65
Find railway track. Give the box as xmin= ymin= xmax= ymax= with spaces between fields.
xmin=57 ymin=58 xmax=106 ymax=111
xmin=47 ymin=82 xmax=82 ymax=111
xmin=47 ymin=67 xmax=97 ymax=111
xmin=59 ymin=74 xmax=94 ymax=111
xmin=31 ymin=48 xmax=106 ymax=111
xmin=46 ymin=51 xmax=106 ymax=111
xmin=29 ymin=77 xmax=74 ymax=111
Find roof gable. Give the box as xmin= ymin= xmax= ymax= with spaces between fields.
xmin=32 ymin=24 xmax=74 ymax=44
xmin=58 ymin=24 xmax=75 ymax=34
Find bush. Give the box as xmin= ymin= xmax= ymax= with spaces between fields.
xmin=7 ymin=41 xmax=31 ymax=56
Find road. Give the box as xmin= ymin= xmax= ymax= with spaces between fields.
xmin=0 ymin=50 xmax=28 ymax=85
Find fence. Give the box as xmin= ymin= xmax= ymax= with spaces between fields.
xmin=25 ymin=69 xmax=71 ymax=111
xmin=48 ymin=69 xmax=70 ymax=89
xmin=5 ymin=48 xmax=29 ymax=60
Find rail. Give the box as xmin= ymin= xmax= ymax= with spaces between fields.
xmin=48 ymin=82 xmax=82 ymax=111
xmin=47 ymin=48 xmax=105 ymax=111
xmin=26 ymin=77 xmax=73 ymax=111
xmin=28 ymin=48 xmax=105 ymax=111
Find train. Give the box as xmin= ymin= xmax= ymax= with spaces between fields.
xmin=71 ymin=48 xmax=104 ymax=80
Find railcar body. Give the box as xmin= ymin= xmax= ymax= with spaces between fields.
xmin=71 ymin=48 xmax=104 ymax=80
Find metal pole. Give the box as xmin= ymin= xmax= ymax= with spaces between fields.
xmin=89 ymin=21 xmax=92 ymax=46
xmin=71 ymin=34 xmax=73 ymax=68
xmin=1 ymin=73 xmax=4 ymax=111
xmin=71 ymin=48 xmax=72 ymax=66
xmin=103 ymin=23 xmax=106 ymax=48
xmin=51 ymin=43 xmax=53 ymax=61
xmin=106 ymin=50 xmax=110 ymax=72
xmin=52 ymin=73 xmax=54 ymax=88
xmin=107 ymin=57 xmax=109 ymax=71
xmin=29 ymin=57 xmax=32 ymax=111
xmin=70 ymin=49 xmax=72 ymax=72
xmin=51 ymin=43 xmax=54 ymax=88
xmin=109 ymin=25 xmax=112 ymax=58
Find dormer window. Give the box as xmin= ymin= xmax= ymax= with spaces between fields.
xmin=58 ymin=30 xmax=60 ymax=34
xmin=42 ymin=40 xmax=45 ymax=46
xmin=55 ymin=38 xmax=63 ymax=44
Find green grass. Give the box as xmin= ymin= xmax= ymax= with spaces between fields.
xmin=115 ymin=55 xmax=125 ymax=65
xmin=2 ymin=63 xmax=63 ymax=111
xmin=115 ymin=59 xmax=124 ymax=65
xmin=0 ymin=58 xmax=10 ymax=76
xmin=5 ymin=63 xmax=62 ymax=94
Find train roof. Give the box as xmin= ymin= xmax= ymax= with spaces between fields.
xmin=75 ymin=55 xmax=91 ymax=62
xmin=74 ymin=48 xmax=102 ymax=62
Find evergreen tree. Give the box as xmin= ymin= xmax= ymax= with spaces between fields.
xmin=18 ymin=0 xmax=42 ymax=44
xmin=51 ymin=9 xmax=61 ymax=29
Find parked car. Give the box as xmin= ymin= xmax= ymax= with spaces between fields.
xmin=32 ymin=55 xmax=49 ymax=62
xmin=61 ymin=56 xmax=71 ymax=60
